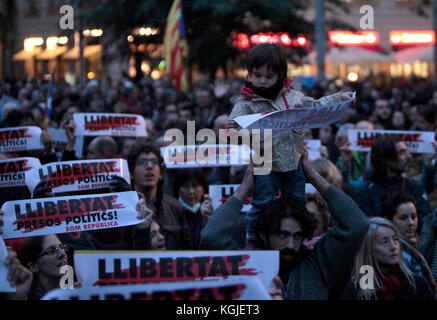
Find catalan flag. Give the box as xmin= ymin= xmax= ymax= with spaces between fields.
xmin=43 ymin=67 xmax=56 ymax=128
xmin=164 ymin=0 xmax=188 ymax=92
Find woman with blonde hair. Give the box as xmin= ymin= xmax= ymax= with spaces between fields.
xmin=342 ymin=217 xmax=434 ymax=300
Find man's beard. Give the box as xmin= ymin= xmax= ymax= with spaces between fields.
xmin=279 ymin=248 xmax=299 ymax=281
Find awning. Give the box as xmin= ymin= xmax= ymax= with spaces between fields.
xmin=35 ymin=46 xmax=67 ymax=60
xmin=393 ymin=45 xmax=433 ymax=64
xmin=307 ymin=46 xmax=392 ymax=64
xmin=12 ymin=48 xmax=42 ymax=61
xmin=62 ymin=45 xmax=102 ymax=60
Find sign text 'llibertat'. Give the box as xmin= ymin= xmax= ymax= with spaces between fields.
xmin=84 ymin=115 xmax=138 ymax=129
xmin=38 ymin=161 xmax=117 ymax=180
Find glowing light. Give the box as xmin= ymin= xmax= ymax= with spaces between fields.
xmin=347 ymin=72 xmax=359 ymax=82
xmin=87 ymin=72 xmax=95 ymax=79
xmin=233 ymin=32 xmax=308 ymax=50
xmin=390 ymin=30 xmax=435 ymax=45
xmin=24 ymin=37 xmax=44 ymax=51
xmin=158 ymin=60 xmax=166 ymax=70
xmin=329 ymin=31 xmax=379 ymax=46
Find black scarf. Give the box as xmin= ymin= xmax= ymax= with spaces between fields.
xmin=245 ymin=80 xmax=284 ymax=101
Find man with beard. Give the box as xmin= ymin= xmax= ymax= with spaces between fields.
xmin=352 ymin=135 xmax=432 ymax=231
xmin=200 ymin=152 xmax=369 ymax=299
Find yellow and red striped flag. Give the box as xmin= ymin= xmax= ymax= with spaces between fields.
xmin=164 ymin=0 xmax=188 ymax=92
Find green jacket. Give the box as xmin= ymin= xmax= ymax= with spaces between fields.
xmin=200 ymin=186 xmax=370 ymax=299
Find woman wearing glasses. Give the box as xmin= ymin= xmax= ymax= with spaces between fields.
xmin=18 ymin=234 xmax=70 ymax=300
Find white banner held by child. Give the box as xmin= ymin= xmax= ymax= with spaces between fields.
xmin=0 ymin=191 xmax=141 ymax=239
xmin=348 ymin=129 xmax=435 ymax=154
xmin=25 ymin=159 xmax=131 ymax=196
xmin=42 ymin=277 xmax=271 ymax=300
xmin=74 ymin=250 xmax=278 ymax=289
xmin=0 ymin=157 xmax=41 ymax=188
xmin=234 ymin=94 xmax=354 ymax=131
xmin=0 ymin=126 xmax=44 ymax=153
xmin=73 ymin=113 xmax=147 ymax=137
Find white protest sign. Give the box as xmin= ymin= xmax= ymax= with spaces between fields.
xmin=0 ymin=157 xmax=41 ymax=188
xmin=0 ymin=237 xmax=15 ymax=292
xmin=47 ymin=128 xmax=84 ymax=159
xmin=0 ymin=126 xmax=44 ymax=153
xmin=25 ymin=159 xmax=130 ymax=196
xmin=74 ymin=113 xmax=147 ymax=137
xmin=74 ymin=250 xmax=278 ymax=289
xmin=209 ymin=185 xmax=252 ymax=212
xmin=348 ymin=129 xmax=435 ymax=154
xmin=305 ymin=139 xmax=321 ymax=160
xmin=209 ymin=183 xmax=318 ymax=212
xmin=0 ymin=191 xmax=141 ymax=239
xmin=161 ymin=144 xmax=252 ymax=168
xmin=42 ymin=277 xmax=271 ymax=300
xmin=234 ymin=94 xmax=354 ymax=131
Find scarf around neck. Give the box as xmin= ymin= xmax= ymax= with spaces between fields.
xmin=244 ymin=80 xmax=284 ymax=101
xmin=178 ymin=197 xmax=201 ymax=213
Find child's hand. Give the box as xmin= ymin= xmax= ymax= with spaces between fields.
xmin=225 ymin=119 xmax=238 ymax=130
xmin=340 ymin=92 xmax=354 ymax=101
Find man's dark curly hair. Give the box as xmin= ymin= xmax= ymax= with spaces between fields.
xmin=127 ymin=140 xmax=166 ymax=217
xmin=256 ymin=197 xmax=318 ymax=246
xmin=127 ymin=140 xmax=166 ymax=177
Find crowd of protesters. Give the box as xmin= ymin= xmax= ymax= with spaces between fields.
xmin=2 ymin=42 xmax=437 ymax=300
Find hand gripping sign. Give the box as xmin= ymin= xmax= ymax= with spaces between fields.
xmin=42 ymin=277 xmax=271 ymax=300
xmin=234 ymin=94 xmax=354 ymax=131
xmin=25 ymin=159 xmax=131 ymax=196
xmin=47 ymin=128 xmax=84 ymax=159
xmin=0 ymin=191 xmax=141 ymax=239
xmin=74 ymin=250 xmax=278 ymax=289
xmin=74 ymin=113 xmax=148 ymax=137
xmin=0 ymin=157 xmax=41 ymax=188
xmin=0 ymin=126 xmax=44 ymax=153
xmin=348 ymin=129 xmax=436 ymax=154
xmin=0 ymin=237 xmax=15 ymax=292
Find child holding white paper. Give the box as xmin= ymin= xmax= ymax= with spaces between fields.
xmin=226 ymin=43 xmax=353 ymax=248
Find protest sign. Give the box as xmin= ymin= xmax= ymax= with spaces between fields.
xmin=348 ymin=129 xmax=435 ymax=154
xmin=0 ymin=191 xmax=141 ymax=239
xmin=74 ymin=250 xmax=278 ymax=289
xmin=42 ymin=277 xmax=271 ymax=300
xmin=161 ymin=144 xmax=252 ymax=168
xmin=304 ymin=139 xmax=321 ymax=160
xmin=0 ymin=157 xmax=41 ymax=188
xmin=209 ymin=185 xmax=252 ymax=212
xmin=73 ymin=113 xmax=147 ymax=137
xmin=47 ymin=128 xmax=84 ymax=159
xmin=234 ymin=94 xmax=354 ymax=131
xmin=210 ymin=183 xmax=317 ymax=212
xmin=0 ymin=126 xmax=44 ymax=153
xmin=0 ymin=237 xmax=15 ymax=292
xmin=25 ymin=159 xmax=130 ymax=196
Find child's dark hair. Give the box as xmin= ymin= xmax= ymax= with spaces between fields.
xmin=247 ymin=43 xmax=288 ymax=83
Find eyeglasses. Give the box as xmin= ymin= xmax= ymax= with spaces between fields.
xmin=136 ymin=158 xmax=159 ymax=167
xmin=38 ymin=244 xmax=69 ymax=258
